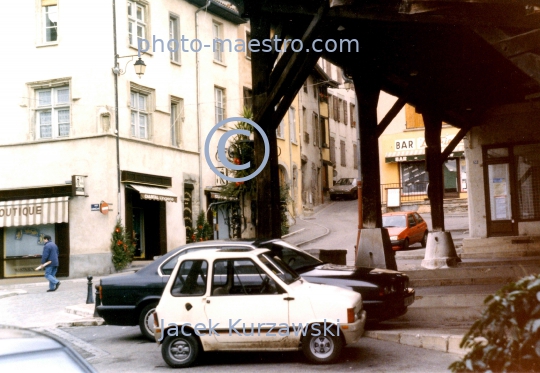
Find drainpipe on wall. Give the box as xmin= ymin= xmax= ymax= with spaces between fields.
xmin=316 ymin=79 xmax=323 ymax=205
xmin=288 ymin=108 xmax=294 ymax=217
xmin=195 ymin=0 xmax=211 ymax=214
xmin=112 ymin=0 xmax=122 ymax=220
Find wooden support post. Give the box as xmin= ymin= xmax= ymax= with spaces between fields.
xmin=423 ymin=110 xmax=445 ymax=232
xmin=376 ymin=96 xmax=407 ymax=138
xmin=251 ymin=15 xmax=282 ymax=238
xmin=352 ymin=73 xmax=382 ymax=229
xmin=441 ymin=122 xmax=473 ymax=161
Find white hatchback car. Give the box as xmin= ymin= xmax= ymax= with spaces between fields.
xmin=154 ymin=247 xmax=366 ymax=368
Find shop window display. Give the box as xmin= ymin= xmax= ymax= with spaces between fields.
xmin=3 ymin=225 xmax=55 ymax=277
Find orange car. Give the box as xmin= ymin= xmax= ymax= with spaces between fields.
xmin=382 ymin=211 xmax=428 ymax=250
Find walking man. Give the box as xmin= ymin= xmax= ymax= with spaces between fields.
xmin=42 ymin=235 xmax=60 ymax=292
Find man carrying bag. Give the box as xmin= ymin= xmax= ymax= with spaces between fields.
xmin=41 ymin=235 xmax=60 ymax=292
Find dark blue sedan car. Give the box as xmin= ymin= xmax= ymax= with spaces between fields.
xmin=96 ymin=239 xmax=414 ymax=340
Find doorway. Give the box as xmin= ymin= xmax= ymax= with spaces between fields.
xmin=483 ymin=147 xmax=518 ymax=237
xmin=125 ymin=188 xmax=167 ymax=260
xmin=443 ymin=158 xmax=459 ymax=198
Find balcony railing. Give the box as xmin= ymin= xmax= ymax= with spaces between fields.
xmin=380 ymin=182 xmax=429 ymax=205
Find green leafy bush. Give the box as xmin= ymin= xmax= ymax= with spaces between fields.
xmin=191 ymin=211 xmax=213 ymax=242
xmin=449 ymin=274 xmax=540 ymax=372
xmin=110 ymin=220 xmax=136 ymax=271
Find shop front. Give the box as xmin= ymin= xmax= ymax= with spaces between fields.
xmin=0 ymin=189 xmax=71 ymax=279
xmin=461 ymin=104 xmax=540 ymax=259
xmin=122 ymin=171 xmax=178 ymax=260
xmin=384 ymin=137 xmax=467 ymax=200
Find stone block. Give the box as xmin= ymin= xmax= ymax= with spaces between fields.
xmin=422 ymin=231 xmax=461 ymax=269
xmin=422 ymin=335 xmax=449 ymax=352
xmin=448 ymin=335 xmax=469 ymax=356
xmin=400 ymin=332 xmax=422 ymax=348
xmin=364 ymin=331 xmax=400 ymax=343
xmin=356 ymin=228 xmax=397 ymax=270
xmin=303 ymin=249 xmax=347 ymax=265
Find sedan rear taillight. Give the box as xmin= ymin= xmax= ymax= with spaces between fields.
xmin=347 ymin=308 xmax=355 ymax=323
xmin=98 ymin=285 xmax=102 ymax=300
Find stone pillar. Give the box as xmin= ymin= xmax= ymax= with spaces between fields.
xmin=352 ymin=69 xmax=396 ymax=270
xmin=421 ymin=110 xmax=460 ymax=268
xmin=422 ymin=110 xmax=445 ymax=232
xmin=251 ymin=15 xmax=282 ymax=238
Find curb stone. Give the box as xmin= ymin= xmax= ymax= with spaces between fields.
xmin=0 ymin=289 xmax=27 ymax=299
xmin=363 ymin=330 xmax=469 ymax=356
xmin=56 ymin=319 xmax=106 ymax=328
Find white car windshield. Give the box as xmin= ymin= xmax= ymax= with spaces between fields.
xmin=258 ymin=253 xmax=301 ymax=284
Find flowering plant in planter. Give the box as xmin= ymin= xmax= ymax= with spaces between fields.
xmin=110 ymin=220 xmax=136 ymax=271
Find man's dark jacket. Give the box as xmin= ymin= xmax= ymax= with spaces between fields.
xmin=41 ymin=241 xmax=59 ymax=267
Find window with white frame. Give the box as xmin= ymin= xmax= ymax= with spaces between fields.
xmin=213 ymin=22 xmax=223 ymax=62
xmin=215 ymin=87 xmax=225 ymax=124
xmin=128 ymin=1 xmax=147 ymax=48
xmin=36 ymin=86 xmax=70 ymax=139
xmin=171 ymin=98 xmax=183 ymax=147
xmin=276 ymin=117 xmax=285 ymax=139
xmin=42 ymin=0 xmax=58 ymax=43
xmin=130 ymin=91 xmax=148 ymax=139
xmin=169 ymin=15 xmax=180 ymax=63
xmin=289 ymin=107 xmax=296 ymax=143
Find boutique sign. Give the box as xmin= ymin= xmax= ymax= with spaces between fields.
xmin=0 ymin=197 xmax=69 ymax=228
xmin=0 ymin=205 xmax=42 ymax=217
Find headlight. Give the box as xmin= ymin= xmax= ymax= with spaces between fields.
xmin=390 ymin=236 xmax=398 ymax=240
xmin=329 ymin=189 xmax=334 ymax=192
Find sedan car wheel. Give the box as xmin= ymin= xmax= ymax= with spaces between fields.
xmin=302 ymin=327 xmax=342 ymax=364
xmin=139 ymin=303 xmax=158 ymax=341
xmin=162 ymin=335 xmax=199 ymax=368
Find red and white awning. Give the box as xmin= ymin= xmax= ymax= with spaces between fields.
xmin=0 ymin=197 xmax=69 ymax=227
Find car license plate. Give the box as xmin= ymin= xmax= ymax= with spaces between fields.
xmin=404 ymin=295 xmax=414 ymax=307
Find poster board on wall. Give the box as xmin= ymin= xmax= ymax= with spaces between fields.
xmin=387 ymin=188 xmax=401 ymax=208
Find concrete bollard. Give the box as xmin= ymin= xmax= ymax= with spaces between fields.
xmin=86 ymin=275 xmax=94 ymax=304
xmin=355 ymin=228 xmax=397 ymax=270
xmin=304 ymin=249 xmax=347 ymax=265
xmin=421 ymin=231 xmax=461 ymax=269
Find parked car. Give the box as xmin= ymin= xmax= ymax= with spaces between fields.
xmin=382 ymin=211 xmax=428 ymax=250
xmin=329 ymin=178 xmax=358 ymax=200
xmin=154 ymin=248 xmax=366 ymax=367
xmin=96 ymin=239 xmax=414 ymax=341
xmin=0 ymin=325 xmax=97 ymax=372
